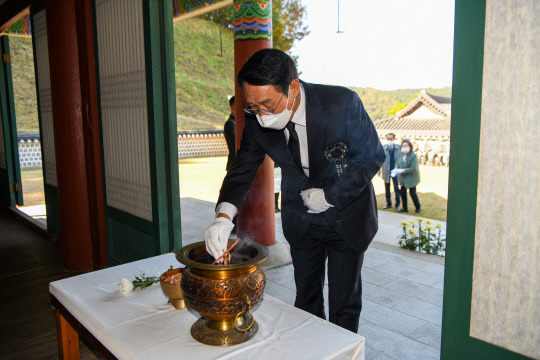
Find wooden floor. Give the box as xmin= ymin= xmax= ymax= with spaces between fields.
xmin=0 ymin=209 xmax=103 ymax=360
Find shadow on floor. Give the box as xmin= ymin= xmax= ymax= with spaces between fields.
xmin=0 ymin=209 xmax=103 ymax=360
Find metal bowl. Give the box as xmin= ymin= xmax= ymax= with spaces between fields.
xmin=159 ymin=267 xmax=185 ymax=310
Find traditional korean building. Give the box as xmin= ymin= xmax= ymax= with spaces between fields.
xmin=373 ymin=90 xmax=451 ymax=165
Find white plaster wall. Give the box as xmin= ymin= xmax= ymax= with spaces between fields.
xmin=470 ymin=0 xmax=540 ymax=358
xmin=33 ymin=9 xmax=57 ymax=187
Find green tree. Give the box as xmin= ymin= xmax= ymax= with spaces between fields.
xmin=200 ymin=6 xmax=234 ymax=29
xmin=389 ymin=101 xmax=411 ymax=115
xmin=272 ymin=0 xmax=310 ymax=52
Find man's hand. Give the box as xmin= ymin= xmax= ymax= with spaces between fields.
xmin=204 ymin=216 xmax=235 ymax=259
xmin=300 ymin=188 xmax=334 ymax=214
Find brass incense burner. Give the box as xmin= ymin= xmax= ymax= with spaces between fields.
xmin=176 ymin=240 xmax=268 ymax=346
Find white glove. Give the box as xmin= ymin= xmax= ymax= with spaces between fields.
xmin=204 ymin=217 xmax=235 ymax=260
xmin=300 ymin=188 xmax=334 ymax=214
xmin=390 ymin=168 xmax=404 ymax=177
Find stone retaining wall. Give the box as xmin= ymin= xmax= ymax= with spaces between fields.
xmin=18 ymin=130 xmax=228 ymax=169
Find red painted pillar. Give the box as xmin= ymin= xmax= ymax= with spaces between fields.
xmin=74 ymin=0 xmax=107 ymax=269
xmin=233 ymin=1 xmax=275 ymax=246
xmin=46 ymin=0 xmax=104 ymax=270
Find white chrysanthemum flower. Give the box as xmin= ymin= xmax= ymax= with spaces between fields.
xmin=409 ymin=220 xmax=415 ymax=226
xmin=417 ymin=217 xmax=424 ymax=222
xmin=426 ymin=225 xmax=433 ymax=231
xmin=407 ymin=228 xmax=418 ymax=236
xmin=401 ymin=221 xmax=409 ymax=227
xmin=119 ymin=278 xmax=134 ymax=294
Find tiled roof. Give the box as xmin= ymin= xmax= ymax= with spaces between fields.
xmin=374 ymin=91 xmax=452 ymax=137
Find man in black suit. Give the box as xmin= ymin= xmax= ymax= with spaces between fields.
xmin=224 ymin=96 xmax=236 ymax=171
xmin=204 ymin=49 xmax=385 ymax=333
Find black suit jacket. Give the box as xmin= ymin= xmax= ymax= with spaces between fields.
xmin=224 ymin=115 xmax=236 ymax=170
xmin=217 ymin=81 xmax=386 ymax=253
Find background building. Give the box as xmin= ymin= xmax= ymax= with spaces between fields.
xmin=374 ymin=90 xmax=451 ymax=166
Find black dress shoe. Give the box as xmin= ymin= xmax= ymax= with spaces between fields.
xmin=414 ymin=209 xmax=421 ymax=214
xmin=383 ymin=205 xmax=392 ymax=209
xmin=397 ymin=209 xmax=408 ymax=213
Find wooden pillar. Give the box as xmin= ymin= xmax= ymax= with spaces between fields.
xmin=74 ymin=0 xmax=107 ymax=269
xmin=46 ymin=0 xmax=105 ymax=270
xmin=233 ymin=1 xmax=275 ymax=246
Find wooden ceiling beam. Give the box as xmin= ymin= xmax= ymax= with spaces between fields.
xmin=0 ymin=0 xmax=35 ymax=30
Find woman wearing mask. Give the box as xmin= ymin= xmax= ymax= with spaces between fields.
xmin=391 ymin=139 xmax=421 ymax=213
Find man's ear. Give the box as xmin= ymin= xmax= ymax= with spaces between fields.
xmin=290 ymin=79 xmax=300 ymax=97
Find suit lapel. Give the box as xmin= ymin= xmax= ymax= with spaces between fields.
xmin=248 ymin=81 xmax=328 ymax=180
xmin=247 ymin=115 xmax=305 ymax=176
xmin=303 ymin=81 xmax=327 ymax=179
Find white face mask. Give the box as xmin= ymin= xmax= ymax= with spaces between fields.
xmin=387 ymin=140 xmax=394 ymax=146
xmin=401 ymin=146 xmax=410 ymax=154
xmin=256 ymin=87 xmax=296 ymax=130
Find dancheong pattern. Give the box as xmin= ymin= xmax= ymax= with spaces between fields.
xmin=2 ymin=16 xmax=32 ymax=37
xmin=233 ymin=1 xmax=272 ymax=41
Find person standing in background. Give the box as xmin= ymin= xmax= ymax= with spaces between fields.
xmin=391 ymin=139 xmax=421 ymax=214
xmin=224 ymin=96 xmax=236 ymax=171
xmin=380 ymin=133 xmax=400 ymax=211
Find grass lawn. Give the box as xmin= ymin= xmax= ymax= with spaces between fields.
xmin=20 ymin=168 xmax=45 ymax=206
xmin=179 ymin=157 xmax=228 ymax=203
xmin=180 ymin=158 xmax=449 ymax=222
xmin=372 ymin=165 xmax=448 ymax=221
xmin=20 ymin=159 xmax=449 ymax=222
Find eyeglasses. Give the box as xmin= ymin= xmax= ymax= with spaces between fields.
xmin=243 ymin=93 xmax=284 ymax=115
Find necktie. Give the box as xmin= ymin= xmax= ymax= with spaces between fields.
xmin=286 ymin=121 xmax=302 ymax=168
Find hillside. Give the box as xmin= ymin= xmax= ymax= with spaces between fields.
xmin=9 ymin=18 xmax=451 ymax=133
xmin=173 ymin=18 xmax=235 ymax=129
xmin=351 ymin=87 xmax=452 ymax=121
xmin=9 ymin=36 xmax=38 ymax=134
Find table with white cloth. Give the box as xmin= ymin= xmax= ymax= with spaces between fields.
xmin=50 ymin=253 xmax=365 ymax=360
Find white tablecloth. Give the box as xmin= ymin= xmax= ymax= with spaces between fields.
xmin=50 ymin=253 xmax=365 ymax=360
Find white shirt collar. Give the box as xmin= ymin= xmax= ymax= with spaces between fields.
xmin=291 ymin=83 xmax=306 ymax=127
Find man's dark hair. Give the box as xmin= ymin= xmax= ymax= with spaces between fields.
xmin=386 ymin=133 xmax=396 ymax=139
xmin=229 ymin=95 xmax=235 ymax=107
xmin=237 ymin=49 xmax=298 ymax=95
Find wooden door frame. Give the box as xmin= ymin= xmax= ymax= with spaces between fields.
xmin=0 ymin=35 xmax=23 ymax=207
xmin=92 ymin=0 xmax=181 ymax=265
xmin=29 ymin=1 xmax=61 ymax=236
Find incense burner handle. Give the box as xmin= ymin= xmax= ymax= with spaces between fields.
xmin=234 ymin=293 xmax=254 ymax=332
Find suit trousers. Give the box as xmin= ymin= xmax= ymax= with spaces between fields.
xmin=384 ymin=176 xmax=400 ymax=207
xmin=400 ymin=186 xmax=421 ymax=211
xmin=290 ymin=213 xmax=365 ymax=333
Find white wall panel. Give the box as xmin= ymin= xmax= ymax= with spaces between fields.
xmin=95 ymin=0 xmax=152 ymax=221
xmin=33 ymin=9 xmax=57 ymax=187
xmin=470 ymin=0 xmax=540 ymax=358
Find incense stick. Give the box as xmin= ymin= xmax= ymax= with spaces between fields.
xmin=212 ymin=238 xmax=240 ymax=265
